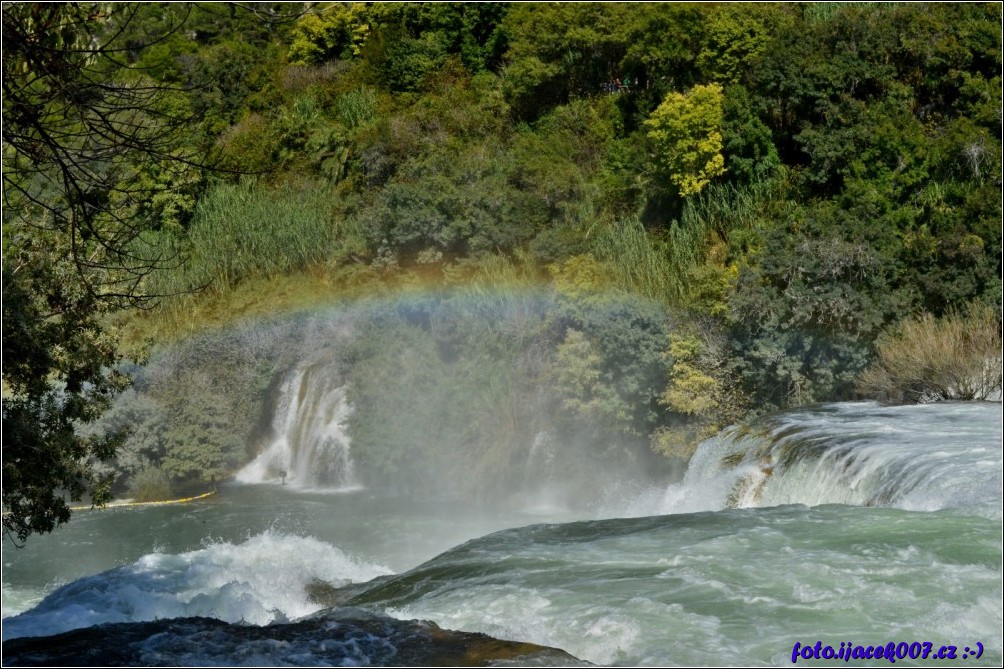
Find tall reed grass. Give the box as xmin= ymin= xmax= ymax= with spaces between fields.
xmin=146 ymin=179 xmax=335 ymax=298
xmin=593 ymin=177 xmax=777 ymax=305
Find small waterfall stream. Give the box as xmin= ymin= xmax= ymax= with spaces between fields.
xmin=236 ymin=363 xmax=359 ymax=490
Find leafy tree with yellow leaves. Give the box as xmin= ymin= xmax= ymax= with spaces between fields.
xmin=645 ymin=83 xmax=726 ymax=197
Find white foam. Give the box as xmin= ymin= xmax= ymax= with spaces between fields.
xmin=2 ymin=532 xmax=391 ymax=640
xmin=655 ymin=402 xmax=1003 ymax=516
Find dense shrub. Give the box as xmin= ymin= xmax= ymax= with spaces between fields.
xmin=127 ymin=467 xmax=173 ymax=503
xmin=858 ymin=305 xmax=1002 ymax=403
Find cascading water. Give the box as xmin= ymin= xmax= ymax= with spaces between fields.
xmin=4 ymin=401 xmax=1000 ymax=666
xmin=660 ymin=401 xmax=1002 ymax=516
xmin=235 ymin=362 xmax=359 ymax=490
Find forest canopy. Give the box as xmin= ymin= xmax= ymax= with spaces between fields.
xmin=2 ymin=2 xmax=1001 ymax=539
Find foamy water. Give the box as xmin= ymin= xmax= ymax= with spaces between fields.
xmin=2 ymin=532 xmax=390 ymax=641
xmin=3 ymin=401 xmax=1000 ymax=666
xmin=659 ymin=401 xmax=1002 ymax=517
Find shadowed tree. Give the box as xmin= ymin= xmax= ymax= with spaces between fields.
xmin=1 ymin=2 xmax=199 ymax=541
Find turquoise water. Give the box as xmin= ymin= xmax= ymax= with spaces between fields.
xmin=3 ymin=402 xmax=1001 ymax=666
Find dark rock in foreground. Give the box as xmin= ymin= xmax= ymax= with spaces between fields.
xmin=1 ymin=609 xmax=583 ymax=667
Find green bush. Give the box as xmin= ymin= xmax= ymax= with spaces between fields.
xmin=128 ymin=467 xmax=173 ymax=503
xmin=215 ymin=113 xmax=278 ymax=173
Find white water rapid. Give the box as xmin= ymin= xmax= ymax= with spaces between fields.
xmin=659 ymin=401 xmax=1002 ymax=516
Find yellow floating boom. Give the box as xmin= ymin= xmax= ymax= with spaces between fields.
xmin=68 ymin=489 xmax=217 ymax=511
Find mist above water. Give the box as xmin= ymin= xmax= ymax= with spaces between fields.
xmin=216 ymin=292 xmax=677 ymax=512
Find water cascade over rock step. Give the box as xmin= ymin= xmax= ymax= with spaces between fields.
xmin=660 ymin=401 xmax=1002 ymax=515
xmin=236 ymin=362 xmax=358 ymax=490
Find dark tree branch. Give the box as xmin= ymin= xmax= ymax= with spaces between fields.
xmin=1 ymin=2 xmax=215 ymax=541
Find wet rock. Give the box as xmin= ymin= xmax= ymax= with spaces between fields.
xmin=2 ymin=610 xmax=584 ymax=667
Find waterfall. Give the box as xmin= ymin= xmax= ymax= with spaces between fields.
xmin=660 ymin=401 xmax=1002 ymax=515
xmin=236 ymin=364 xmax=359 ymax=490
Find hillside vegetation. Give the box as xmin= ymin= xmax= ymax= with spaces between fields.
xmin=5 ymin=3 xmax=1001 ymax=509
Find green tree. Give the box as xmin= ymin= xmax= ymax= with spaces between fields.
xmin=501 ymin=3 xmax=635 ymax=118
xmin=289 ymin=4 xmax=508 ymax=90
xmin=2 ymin=244 xmax=127 ymax=542
xmin=551 ymin=287 xmax=670 ymax=436
xmin=2 ymin=3 xmax=197 ymax=541
xmin=652 ymin=333 xmax=745 ymax=460
xmin=695 ymin=5 xmax=777 ymax=85
xmin=645 ymin=83 xmax=727 ymax=197
xmin=289 ymin=4 xmax=372 ymax=65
